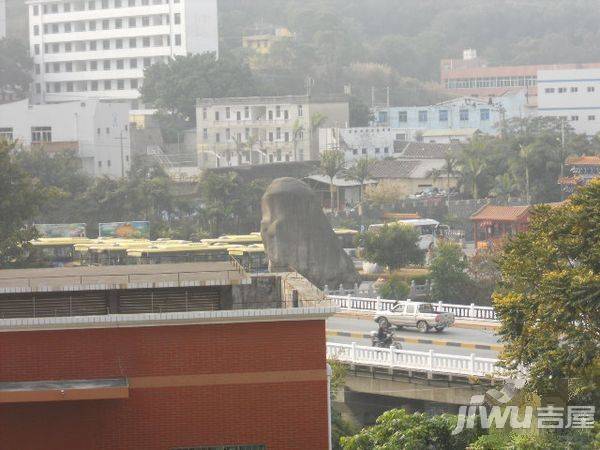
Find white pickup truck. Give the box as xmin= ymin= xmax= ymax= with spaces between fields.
xmin=374 ymin=301 xmax=455 ymax=333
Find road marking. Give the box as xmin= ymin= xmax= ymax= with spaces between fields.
xmin=326 ymin=329 xmax=503 ymax=352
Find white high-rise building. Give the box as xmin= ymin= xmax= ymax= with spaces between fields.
xmin=0 ymin=0 xmax=6 ymax=38
xmin=538 ymin=68 xmax=600 ymax=136
xmin=27 ymin=0 xmax=219 ymax=105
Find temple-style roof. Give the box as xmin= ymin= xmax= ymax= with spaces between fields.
xmin=470 ymin=205 xmax=531 ymax=222
xmin=566 ymin=155 xmax=600 ymax=166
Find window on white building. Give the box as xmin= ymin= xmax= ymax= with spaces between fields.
xmin=0 ymin=128 xmax=14 ymax=141
xmin=459 ymin=109 xmax=469 ymax=121
xmin=588 ymin=86 xmax=595 ymax=93
xmin=31 ymin=127 xmax=52 ymax=143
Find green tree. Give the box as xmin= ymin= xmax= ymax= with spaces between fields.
xmin=15 ymin=148 xmax=92 ymax=224
xmin=344 ymin=156 xmax=376 ymax=214
xmin=141 ymin=52 xmax=256 ymax=122
xmin=459 ymin=137 xmax=488 ymax=200
xmin=429 ymin=242 xmax=471 ymax=303
xmin=361 ymin=224 xmax=424 ymax=270
xmin=491 ymin=173 xmax=519 ymax=204
xmin=494 ymin=180 xmax=600 ymax=405
xmin=319 ymin=149 xmax=346 ymax=211
xmin=340 ymin=409 xmax=483 ymax=450
xmin=0 ymin=38 xmax=32 ymax=97
xmin=378 ymin=273 xmax=410 ymax=300
xmin=198 ymin=171 xmax=267 ymax=235
xmin=0 ymin=140 xmax=44 ymax=267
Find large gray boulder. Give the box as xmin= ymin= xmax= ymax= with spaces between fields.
xmin=260 ymin=177 xmax=360 ymax=289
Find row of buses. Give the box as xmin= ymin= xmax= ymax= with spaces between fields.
xmin=28 ymin=229 xmax=360 ymax=272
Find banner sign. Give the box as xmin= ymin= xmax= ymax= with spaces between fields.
xmin=98 ymin=221 xmax=150 ymax=239
xmin=36 ymin=223 xmax=87 ymax=238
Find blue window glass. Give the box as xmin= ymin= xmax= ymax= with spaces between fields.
xmin=418 ymin=111 xmax=428 ymax=122
xmin=459 ymin=109 xmax=469 ymax=121
xmin=439 ymin=110 xmax=448 ymax=122
xmin=480 ymin=109 xmax=490 ymax=121
xmin=398 ymin=111 xmax=408 ymax=122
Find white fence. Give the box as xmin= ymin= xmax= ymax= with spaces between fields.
xmin=328 ymin=295 xmax=498 ymax=321
xmin=327 ymin=342 xmax=500 ymax=377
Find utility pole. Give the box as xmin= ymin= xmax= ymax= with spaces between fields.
xmin=386 ymin=86 xmax=390 ymax=107
xmin=119 ymin=130 xmax=125 ymax=178
xmin=560 ymin=119 xmax=566 ymax=201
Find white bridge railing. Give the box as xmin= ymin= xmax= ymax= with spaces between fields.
xmin=327 ymin=342 xmax=500 ymax=378
xmin=328 ymin=295 xmax=498 ymax=321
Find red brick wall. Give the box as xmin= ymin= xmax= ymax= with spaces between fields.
xmin=0 ymin=320 xmax=329 ymax=450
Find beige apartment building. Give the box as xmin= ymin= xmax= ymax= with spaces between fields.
xmin=196 ymin=95 xmax=349 ymax=167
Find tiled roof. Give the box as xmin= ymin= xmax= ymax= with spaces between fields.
xmin=370 ymin=160 xmax=421 ymax=179
xmin=566 ymin=155 xmax=600 ymax=166
xmin=470 ymin=205 xmax=531 ymax=221
xmin=394 ymin=141 xmax=459 ymax=159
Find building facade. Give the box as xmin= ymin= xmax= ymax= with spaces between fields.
xmin=0 ymin=263 xmax=336 ymax=450
xmin=537 ymin=68 xmax=600 ymax=135
xmin=372 ymin=93 xmax=531 ymax=136
xmin=196 ymin=95 xmax=350 ymax=167
xmin=440 ymin=49 xmax=600 ymax=102
xmin=0 ymin=98 xmax=131 ymax=177
xmin=0 ymin=0 xmax=6 ymax=38
xmin=27 ymin=0 xmax=219 ymax=104
xmin=242 ymin=27 xmax=294 ymax=55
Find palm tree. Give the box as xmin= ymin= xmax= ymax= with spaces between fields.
xmin=491 ymin=173 xmax=519 ymax=204
xmin=292 ymin=119 xmax=304 ymax=161
xmin=519 ymin=144 xmax=534 ymax=204
xmin=319 ymin=149 xmax=346 ymax=211
xmin=310 ymin=113 xmax=327 ymax=159
xmin=344 ymin=156 xmax=376 ymax=216
xmin=442 ymin=154 xmax=458 ymax=206
xmin=460 ymin=139 xmax=487 ymax=200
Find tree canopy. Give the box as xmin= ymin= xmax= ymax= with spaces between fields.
xmin=494 ymin=180 xmax=600 ymax=405
xmin=0 ymin=38 xmax=32 ymax=96
xmin=140 ymin=52 xmax=256 ymax=122
xmin=0 ymin=140 xmax=44 ymax=267
xmin=361 ymin=224 xmax=424 ymax=270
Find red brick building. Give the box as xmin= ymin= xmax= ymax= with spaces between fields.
xmin=0 ymin=263 xmax=336 ymax=450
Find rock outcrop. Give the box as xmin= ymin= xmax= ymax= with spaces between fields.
xmin=260 ymin=177 xmax=360 ymax=289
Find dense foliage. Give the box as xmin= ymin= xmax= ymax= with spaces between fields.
xmin=221 ymin=0 xmax=600 ymax=107
xmin=1 ymin=145 xmax=268 ymax=266
xmin=340 ymin=409 xmax=483 ymax=450
xmin=377 ymin=273 xmax=410 ymax=300
xmin=0 ymin=38 xmax=32 ymax=96
xmin=0 ymin=140 xmax=43 ymax=267
xmin=339 ymin=408 xmax=598 ymax=449
xmin=361 ymin=224 xmax=424 ymax=270
xmin=494 ymin=180 xmax=600 ymax=406
xmin=141 ymin=52 xmax=256 ymax=122
xmin=455 ymin=118 xmax=600 ymax=202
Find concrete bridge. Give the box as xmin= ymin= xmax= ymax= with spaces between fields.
xmin=328 ymin=341 xmax=504 ymax=425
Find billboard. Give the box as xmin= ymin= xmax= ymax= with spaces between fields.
xmin=98 ymin=221 xmax=150 ymax=239
xmin=36 ymin=223 xmax=87 ymax=238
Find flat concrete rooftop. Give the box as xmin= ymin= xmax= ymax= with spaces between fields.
xmin=0 ymin=262 xmax=250 ymax=293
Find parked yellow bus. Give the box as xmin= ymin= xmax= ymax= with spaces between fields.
xmin=29 ymin=237 xmax=93 ymax=267
xmin=228 ymin=244 xmax=268 ymax=273
xmin=126 ymin=243 xmax=233 ymax=265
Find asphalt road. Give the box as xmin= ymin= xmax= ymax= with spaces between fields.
xmin=327 ymin=316 xmax=501 ymax=359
